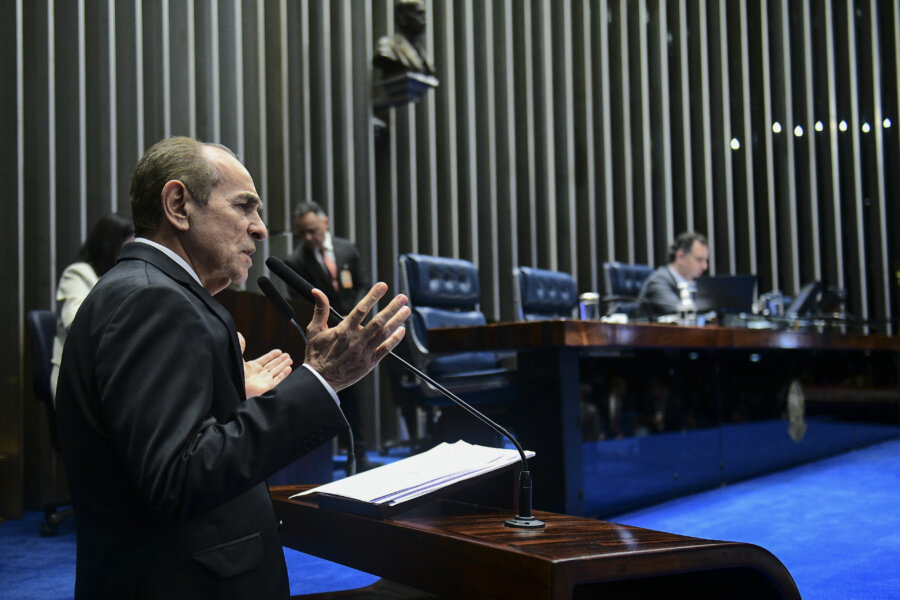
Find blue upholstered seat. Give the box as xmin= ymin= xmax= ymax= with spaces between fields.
xmin=384 ymin=254 xmax=516 ymax=451
xmin=26 ymin=310 xmax=56 ymax=405
xmin=401 ymin=254 xmax=504 ymax=377
xmin=513 ymin=267 xmax=578 ymax=321
xmin=25 ymin=310 xmax=74 ymax=535
xmin=602 ymin=261 xmax=654 ymax=316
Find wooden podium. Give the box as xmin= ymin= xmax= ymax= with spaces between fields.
xmin=273 ymin=484 xmax=800 ymax=600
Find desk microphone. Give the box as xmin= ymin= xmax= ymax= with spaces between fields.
xmin=257 ymin=275 xmax=357 ymax=477
xmin=265 ymin=256 xmax=544 ymax=528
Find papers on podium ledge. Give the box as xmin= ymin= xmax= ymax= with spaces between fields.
xmin=292 ymin=441 xmax=534 ymax=518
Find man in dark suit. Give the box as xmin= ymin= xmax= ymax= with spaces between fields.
xmin=55 ymin=137 xmax=410 ymax=599
xmin=285 ymin=201 xmax=370 ymax=316
xmin=284 ymin=201 xmax=373 ymax=471
xmin=638 ymin=231 xmax=709 ymax=316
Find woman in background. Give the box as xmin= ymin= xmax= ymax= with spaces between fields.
xmin=50 ymin=213 xmax=135 ymax=402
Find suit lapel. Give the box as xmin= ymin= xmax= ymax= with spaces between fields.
xmin=118 ymin=243 xmax=247 ymax=397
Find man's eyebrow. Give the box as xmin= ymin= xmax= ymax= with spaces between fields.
xmin=235 ymin=193 xmax=263 ymax=210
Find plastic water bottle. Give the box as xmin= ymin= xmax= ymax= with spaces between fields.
xmin=678 ymin=282 xmax=697 ymax=326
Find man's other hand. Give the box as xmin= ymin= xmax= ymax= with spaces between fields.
xmin=304 ymin=283 xmax=409 ymax=392
xmin=239 ymin=332 xmax=294 ymax=397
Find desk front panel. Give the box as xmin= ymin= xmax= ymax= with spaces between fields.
xmin=427 ymin=321 xmax=900 ymax=517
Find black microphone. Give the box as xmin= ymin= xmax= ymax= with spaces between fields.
xmin=257 ymin=276 xmax=357 ymax=477
xmin=265 ymin=256 xmax=544 ymax=528
xmin=265 ymin=255 xmax=344 ymax=327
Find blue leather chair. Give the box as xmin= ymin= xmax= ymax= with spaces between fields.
xmin=512 ymin=267 xmax=578 ymax=321
xmin=386 ymin=254 xmax=516 ymax=450
xmin=25 ymin=309 xmax=74 ymax=536
xmin=602 ymin=261 xmax=654 ymax=317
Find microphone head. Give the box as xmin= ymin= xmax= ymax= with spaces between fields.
xmin=265 ymin=256 xmax=316 ymax=303
xmin=257 ymin=276 xmax=295 ymax=321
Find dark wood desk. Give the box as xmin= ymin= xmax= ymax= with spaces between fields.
xmin=426 ymin=321 xmax=900 ymax=515
xmin=273 ymin=484 xmax=800 ymax=600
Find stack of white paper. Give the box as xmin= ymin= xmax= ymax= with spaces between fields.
xmin=292 ymin=441 xmax=534 ymax=507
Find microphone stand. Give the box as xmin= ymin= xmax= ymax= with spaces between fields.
xmin=385 ymin=345 xmax=543 ymax=528
xmin=257 ymin=277 xmax=357 ymax=477
xmin=264 ymin=259 xmax=545 ymax=528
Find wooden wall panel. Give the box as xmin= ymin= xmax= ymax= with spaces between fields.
xmin=4 ymin=0 xmax=899 ymax=514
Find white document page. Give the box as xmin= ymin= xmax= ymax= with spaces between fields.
xmin=292 ymin=440 xmax=534 ymax=507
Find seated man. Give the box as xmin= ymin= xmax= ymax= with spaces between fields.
xmin=638 ymin=231 xmax=709 ymax=316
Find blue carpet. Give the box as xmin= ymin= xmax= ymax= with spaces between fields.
xmin=0 ymin=512 xmax=378 ymax=599
xmin=583 ymin=417 xmax=900 ymax=517
xmin=4 ymin=441 xmax=900 ymax=598
xmin=0 ymin=448 xmax=404 ymax=600
xmin=611 ymin=437 xmax=900 ymax=600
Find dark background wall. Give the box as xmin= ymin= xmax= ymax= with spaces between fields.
xmin=2 ymin=0 xmax=898 ymax=517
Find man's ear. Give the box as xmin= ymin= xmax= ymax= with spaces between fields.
xmin=161 ymin=180 xmax=191 ymax=232
xmin=322 ymin=215 xmax=330 ymax=231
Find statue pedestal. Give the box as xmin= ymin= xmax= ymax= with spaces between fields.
xmin=373 ymin=71 xmax=439 ymax=109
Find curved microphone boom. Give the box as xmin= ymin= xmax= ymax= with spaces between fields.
xmin=265 ymin=256 xmax=544 ymax=528
xmin=257 ymin=276 xmax=357 ymax=477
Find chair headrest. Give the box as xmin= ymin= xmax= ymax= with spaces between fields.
xmin=516 ymin=267 xmax=577 ymax=317
xmin=603 ymin=261 xmax=654 ymax=297
xmin=401 ymin=254 xmax=480 ymax=308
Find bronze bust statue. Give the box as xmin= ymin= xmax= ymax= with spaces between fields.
xmin=374 ymin=0 xmax=436 ymax=78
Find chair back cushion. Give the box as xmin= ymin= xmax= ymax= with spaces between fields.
xmin=515 ymin=267 xmax=577 ymax=320
xmin=399 ymin=254 xmax=499 ymax=376
xmin=26 ymin=310 xmax=57 ymax=403
xmin=412 ymin=306 xmax=499 ymax=375
xmin=603 ymin=261 xmax=654 ymax=297
xmin=401 ymin=254 xmax=480 ymax=309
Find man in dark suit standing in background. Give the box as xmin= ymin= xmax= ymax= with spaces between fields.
xmin=638 ymin=231 xmax=709 ymax=316
xmin=284 ymin=201 xmax=374 ymax=471
xmin=285 ymin=202 xmax=370 ymax=318
xmin=55 ymin=137 xmax=409 ymax=599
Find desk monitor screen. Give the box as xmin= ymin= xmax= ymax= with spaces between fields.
xmin=695 ymin=275 xmax=757 ymax=313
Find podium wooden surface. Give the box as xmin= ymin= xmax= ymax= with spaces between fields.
xmin=273 ymin=484 xmax=800 ymax=600
xmin=426 ymin=320 xmax=900 ymax=515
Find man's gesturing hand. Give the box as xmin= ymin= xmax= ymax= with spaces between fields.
xmin=304 ymin=282 xmax=410 ymax=392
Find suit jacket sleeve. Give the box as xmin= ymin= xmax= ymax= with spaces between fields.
xmin=94 ymin=282 xmax=345 ymax=525
xmin=56 ymin=262 xmax=99 ymax=330
xmin=638 ymin=267 xmax=683 ymax=315
xmin=52 ymin=262 xmax=100 ymax=394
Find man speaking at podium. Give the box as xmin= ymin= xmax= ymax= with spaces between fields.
xmin=55 ymin=136 xmax=410 ymax=599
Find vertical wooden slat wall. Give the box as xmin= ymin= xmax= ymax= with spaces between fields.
xmin=3 ymin=0 xmax=899 ymax=515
